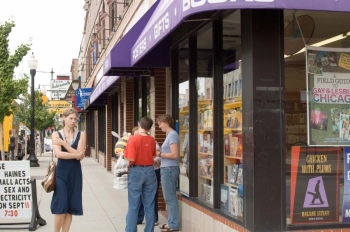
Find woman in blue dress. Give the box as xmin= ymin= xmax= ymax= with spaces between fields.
xmin=51 ymin=108 xmax=86 ymax=232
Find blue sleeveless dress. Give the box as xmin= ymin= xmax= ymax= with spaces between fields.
xmin=51 ymin=131 xmax=83 ymax=215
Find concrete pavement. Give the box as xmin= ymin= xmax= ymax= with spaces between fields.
xmin=2 ymin=152 xmax=168 ymax=232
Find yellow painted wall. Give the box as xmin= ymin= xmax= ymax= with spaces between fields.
xmin=0 ymin=114 xmax=19 ymax=152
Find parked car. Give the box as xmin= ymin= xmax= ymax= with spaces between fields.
xmin=44 ymin=138 xmax=52 ymax=152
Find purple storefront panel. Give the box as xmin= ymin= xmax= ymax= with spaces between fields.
xmin=102 ymin=1 xmax=160 ymax=76
xmin=89 ymin=76 xmax=119 ymax=104
xmin=131 ymin=0 xmax=350 ymax=66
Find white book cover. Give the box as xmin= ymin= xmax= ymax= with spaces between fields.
xmin=226 ymin=165 xmax=233 ymax=183
xmin=198 ymin=133 xmax=204 ymax=152
xmin=238 ymin=197 xmax=244 ymax=217
xmin=229 ymin=188 xmax=238 ymax=216
xmin=182 ymin=133 xmax=189 ymax=150
xmin=201 ymin=183 xmax=207 ymax=201
xmin=207 ymin=133 xmax=211 ymax=152
xmin=236 ymin=165 xmax=243 ymax=184
xmin=230 ymin=164 xmax=238 ymax=184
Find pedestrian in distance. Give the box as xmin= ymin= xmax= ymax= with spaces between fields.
xmin=124 ymin=116 xmax=158 ymax=232
xmin=156 ymin=114 xmax=180 ymax=232
xmin=51 ymin=108 xmax=86 ymax=232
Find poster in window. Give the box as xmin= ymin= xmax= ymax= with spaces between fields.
xmin=290 ymin=147 xmax=340 ymax=224
xmin=306 ymin=46 xmax=350 ymax=146
xmin=342 ymin=147 xmax=350 ymax=222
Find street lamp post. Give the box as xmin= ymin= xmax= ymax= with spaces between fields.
xmin=28 ymin=53 xmax=39 ymax=167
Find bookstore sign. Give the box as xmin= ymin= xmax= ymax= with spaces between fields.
xmin=290 ymin=147 xmax=340 ymax=224
xmin=0 ymin=161 xmax=32 ymax=219
xmin=306 ymin=46 xmax=350 ymax=146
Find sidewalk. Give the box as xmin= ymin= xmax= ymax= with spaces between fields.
xmin=5 ymin=153 xmax=168 ymax=232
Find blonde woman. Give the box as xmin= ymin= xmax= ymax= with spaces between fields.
xmin=51 ymin=108 xmax=86 ymax=232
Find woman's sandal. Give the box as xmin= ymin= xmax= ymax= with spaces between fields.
xmin=159 ymin=224 xmax=169 ymax=229
xmin=160 ymin=228 xmax=179 ymax=232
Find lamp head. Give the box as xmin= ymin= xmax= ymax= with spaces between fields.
xmin=27 ymin=52 xmax=38 ymax=70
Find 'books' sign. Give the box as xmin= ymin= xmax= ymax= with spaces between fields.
xmin=0 ymin=161 xmax=32 ymax=219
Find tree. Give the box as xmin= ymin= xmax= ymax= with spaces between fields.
xmin=0 ymin=20 xmax=31 ymax=160
xmin=16 ymin=91 xmax=56 ymax=131
xmin=15 ymin=91 xmax=56 ymax=153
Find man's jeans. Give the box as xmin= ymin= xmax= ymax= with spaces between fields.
xmin=126 ymin=166 xmax=157 ymax=232
xmin=137 ymin=169 xmax=161 ymax=223
xmin=161 ymin=166 xmax=180 ymax=230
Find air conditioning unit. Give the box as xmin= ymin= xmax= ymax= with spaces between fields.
xmin=98 ymin=45 xmax=102 ymax=53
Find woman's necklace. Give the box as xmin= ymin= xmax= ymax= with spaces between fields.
xmin=166 ymin=129 xmax=173 ymax=136
xmin=63 ymin=129 xmax=75 ymax=145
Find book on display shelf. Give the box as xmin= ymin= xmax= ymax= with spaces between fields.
xmin=199 ymin=112 xmax=204 ymax=130
xmin=236 ymin=164 xmax=243 ymax=185
xmin=199 ymin=159 xmax=208 ymax=176
xmin=203 ymin=133 xmax=209 ymax=153
xmin=232 ymin=133 xmax=243 ymax=157
xmin=237 ymin=196 xmax=244 ymax=217
xmin=182 ymin=152 xmax=188 ymax=169
xmin=220 ymin=184 xmax=230 ymax=212
xmin=182 ymin=133 xmax=189 ymax=151
xmin=229 ymin=187 xmax=238 ymax=216
xmin=206 ymin=185 xmax=213 ymax=204
xmin=225 ymin=134 xmax=231 ymax=155
xmin=208 ymin=136 xmax=213 ymax=153
xmin=230 ymin=164 xmax=239 ymax=184
xmin=183 ymin=114 xmax=189 ymax=128
xmin=225 ymin=165 xmax=233 ymax=183
xmin=201 ymin=183 xmax=207 ymax=201
xmin=198 ymin=133 xmax=204 ymax=152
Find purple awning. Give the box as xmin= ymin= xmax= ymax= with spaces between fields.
xmin=102 ymin=1 xmax=160 ymax=76
xmin=131 ymin=0 xmax=350 ymax=66
xmin=89 ymin=76 xmax=119 ymax=105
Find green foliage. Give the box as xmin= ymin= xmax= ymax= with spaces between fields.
xmin=15 ymin=91 xmax=56 ymax=131
xmin=0 ymin=20 xmax=31 ymax=123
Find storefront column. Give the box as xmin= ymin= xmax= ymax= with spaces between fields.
xmin=125 ymin=79 xmax=134 ymax=133
xmin=94 ymin=110 xmax=99 ymax=161
xmin=119 ymin=79 xmax=125 ymax=135
xmin=241 ymin=10 xmax=286 ymax=232
xmin=106 ymin=96 xmax=112 ymax=171
xmin=134 ymin=77 xmax=139 ymax=125
xmin=150 ymin=68 xmax=167 ymax=210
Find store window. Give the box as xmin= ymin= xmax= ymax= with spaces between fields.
xmin=139 ymin=77 xmax=150 ymax=119
xmin=197 ymin=25 xmax=214 ymax=205
xmin=284 ymin=10 xmax=350 ymax=227
xmin=87 ymin=111 xmax=95 ymax=147
xmin=178 ymin=40 xmax=190 ymax=195
xmin=220 ymin=10 xmax=243 ymax=221
xmin=111 ymin=93 xmax=118 ymax=158
xmin=98 ymin=106 xmax=106 ymax=153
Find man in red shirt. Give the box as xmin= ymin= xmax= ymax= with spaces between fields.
xmin=124 ymin=117 xmax=157 ymax=232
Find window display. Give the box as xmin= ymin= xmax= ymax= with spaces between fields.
xmin=197 ymin=25 xmax=214 ymax=205
xmin=220 ymin=11 xmax=243 ymax=221
xmin=284 ymin=10 xmax=350 ymax=227
xmin=179 ymin=42 xmax=190 ymax=195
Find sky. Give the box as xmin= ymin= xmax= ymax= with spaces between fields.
xmin=0 ymin=0 xmax=86 ymax=98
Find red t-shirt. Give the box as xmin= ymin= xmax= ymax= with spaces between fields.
xmin=124 ymin=135 xmax=156 ymax=165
